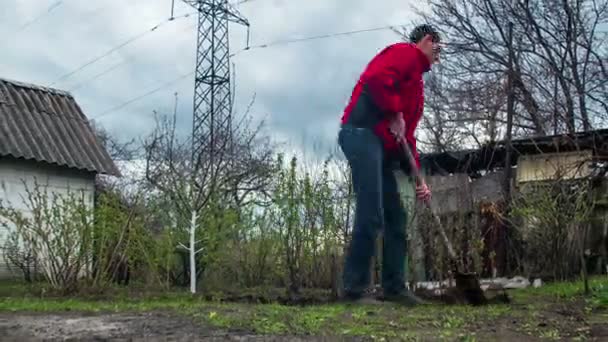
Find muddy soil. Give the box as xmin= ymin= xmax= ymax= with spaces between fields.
xmin=0 ymin=312 xmax=364 ymax=342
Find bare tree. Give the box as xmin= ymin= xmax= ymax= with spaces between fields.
xmin=398 ymin=0 xmax=608 ymax=152
xmin=222 ymin=97 xmax=277 ymax=207
xmin=91 ymin=123 xmax=138 ymax=162
xmin=143 ymin=95 xmax=274 ymax=293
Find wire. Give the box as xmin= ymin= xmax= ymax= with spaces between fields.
xmin=68 ymin=23 xmax=197 ymax=92
xmin=95 ymin=70 xmax=195 ymax=119
xmin=14 ymin=0 xmax=63 ymax=34
xmin=230 ymin=24 xmax=396 ymax=56
xmin=48 ymin=11 xmax=196 ymax=87
xmin=8 ymin=0 xmax=137 ymax=41
xmin=79 ymin=0 xmax=152 ymax=19
xmin=67 ymin=60 xmax=128 ymax=92
xmin=94 ymin=23 xmax=398 ymax=119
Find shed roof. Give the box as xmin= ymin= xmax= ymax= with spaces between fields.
xmin=0 ymin=77 xmax=120 ymax=176
xmin=420 ymin=128 xmax=608 ymax=175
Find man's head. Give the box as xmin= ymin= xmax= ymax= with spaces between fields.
xmin=409 ymin=24 xmax=442 ymax=64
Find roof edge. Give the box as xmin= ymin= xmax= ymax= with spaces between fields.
xmin=0 ymin=153 xmax=121 ymax=177
xmin=0 ymin=77 xmax=72 ymax=97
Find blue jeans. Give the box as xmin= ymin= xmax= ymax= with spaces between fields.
xmin=339 ymin=124 xmax=408 ymax=297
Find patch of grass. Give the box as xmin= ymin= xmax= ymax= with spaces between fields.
xmin=0 ymin=294 xmax=204 ymax=313
xmin=586 ymin=280 xmax=608 ymax=311
xmin=2 ymin=278 xmax=607 ymax=339
xmin=539 ymin=328 xmax=561 ymax=340
xmin=289 ymin=305 xmax=343 ymax=334
xmin=512 ymin=276 xmax=608 ymax=302
xmin=202 ymin=302 xmax=510 ymax=339
xmin=456 ymin=335 xmax=479 ymax=342
xmin=0 ymin=280 xmax=47 ymax=297
xmin=0 ymin=294 xmax=558 ymax=340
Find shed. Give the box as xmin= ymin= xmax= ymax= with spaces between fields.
xmin=0 ymin=77 xmax=120 ymax=279
xmin=414 ymin=129 xmax=608 ymax=279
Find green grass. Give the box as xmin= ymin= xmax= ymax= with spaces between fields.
xmin=510 ymin=276 xmax=608 ymax=301
xmin=0 ymin=294 xmax=517 ymax=339
xmin=1 ymin=276 xmax=607 ymax=340
xmin=586 ymin=279 xmax=608 ymax=310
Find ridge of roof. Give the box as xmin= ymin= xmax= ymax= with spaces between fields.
xmin=0 ymin=76 xmax=71 ymax=97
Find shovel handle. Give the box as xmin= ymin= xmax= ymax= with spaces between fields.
xmin=398 ymin=139 xmax=459 ymax=262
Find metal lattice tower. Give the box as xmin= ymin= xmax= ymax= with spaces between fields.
xmin=182 ymin=0 xmax=249 ymax=161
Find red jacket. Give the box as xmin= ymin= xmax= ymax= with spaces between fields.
xmin=341 ymin=42 xmax=430 ymax=169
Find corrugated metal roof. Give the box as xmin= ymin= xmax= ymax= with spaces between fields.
xmin=0 ymin=77 xmax=120 ymax=176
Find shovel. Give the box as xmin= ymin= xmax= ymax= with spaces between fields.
xmin=398 ymin=139 xmax=488 ymax=305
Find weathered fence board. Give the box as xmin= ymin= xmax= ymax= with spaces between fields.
xmin=426 ymin=174 xmax=472 ymax=214
xmin=471 ymin=171 xmax=504 ymax=204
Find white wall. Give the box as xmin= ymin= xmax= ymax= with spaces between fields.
xmin=0 ymin=158 xmax=96 ymax=279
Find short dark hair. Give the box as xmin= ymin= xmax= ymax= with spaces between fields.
xmin=409 ymin=24 xmax=441 ymax=44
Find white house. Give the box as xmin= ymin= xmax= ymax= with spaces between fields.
xmin=0 ymin=77 xmax=120 ymax=279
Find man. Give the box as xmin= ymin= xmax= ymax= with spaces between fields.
xmin=338 ymin=24 xmax=441 ymax=305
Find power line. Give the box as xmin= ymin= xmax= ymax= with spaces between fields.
xmin=10 ymin=0 xmax=117 ymax=36
xmin=0 ymin=1 xmax=63 ymax=47
xmin=13 ymin=1 xmax=63 ymax=34
xmin=68 ymin=23 xmax=197 ymax=92
xmin=48 ymin=11 xmax=196 ymax=87
xmin=238 ymin=25 xmax=396 ymax=53
xmin=93 ymin=23 xmax=397 ymax=120
xmin=67 ymin=60 xmax=127 ymax=92
xmin=79 ymin=0 xmax=150 ymax=19
xmin=7 ymin=0 xmax=133 ymax=41
xmin=95 ymin=70 xmax=195 ymax=119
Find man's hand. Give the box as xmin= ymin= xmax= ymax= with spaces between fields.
xmin=416 ymin=180 xmax=432 ymax=203
xmin=388 ymin=112 xmax=405 ymax=140
xmin=390 ymin=114 xmax=428 ymax=202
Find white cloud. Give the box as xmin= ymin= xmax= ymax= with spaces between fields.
xmin=1 ymin=0 xmax=430 ymax=162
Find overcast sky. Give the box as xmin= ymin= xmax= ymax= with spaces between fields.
xmin=1 ymin=0 xmax=429 ymax=161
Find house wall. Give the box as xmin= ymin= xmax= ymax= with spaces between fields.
xmin=0 ymin=157 xmax=96 ymax=279
xmin=516 ymin=150 xmax=593 ymax=183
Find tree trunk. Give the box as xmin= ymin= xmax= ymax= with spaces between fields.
xmin=189 ymin=209 xmax=198 ymax=294
xmin=602 ymin=215 xmax=608 ymax=275
xmin=580 ymin=222 xmax=590 ymax=295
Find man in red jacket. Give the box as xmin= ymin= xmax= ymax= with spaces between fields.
xmin=339 ymin=24 xmax=441 ymax=305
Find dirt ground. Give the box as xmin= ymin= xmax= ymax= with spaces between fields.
xmin=1 ymin=304 xmax=606 ymax=341
xmin=1 ymin=278 xmax=607 ymax=341
xmin=0 ymin=311 xmax=358 ymax=342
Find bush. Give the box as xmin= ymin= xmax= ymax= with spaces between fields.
xmin=511 ymin=180 xmax=595 ymax=281
xmin=0 ymin=182 xmax=93 ymax=293
xmin=0 ymin=181 xmax=181 ymax=294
